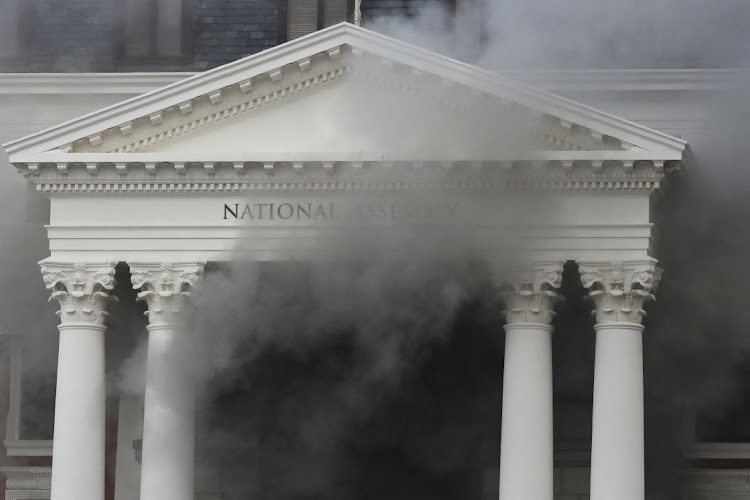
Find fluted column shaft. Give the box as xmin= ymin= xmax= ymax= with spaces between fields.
xmin=580 ymin=261 xmax=661 ymax=500
xmin=41 ymin=261 xmax=116 ymax=500
xmin=130 ymin=262 xmax=204 ymax=500
xmin=498 ymin=263 xmax=563 ymax=500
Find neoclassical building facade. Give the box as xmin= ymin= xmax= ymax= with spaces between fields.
xmin=1 ymin=23 xmax=691 ymax=500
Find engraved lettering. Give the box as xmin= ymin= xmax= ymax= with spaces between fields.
xmin=224 ymin=203 xmax=238 ymax=220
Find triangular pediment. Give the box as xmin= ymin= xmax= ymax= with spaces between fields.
xmin=4 ymin=23 xmax=687 ymax=166
xmin=128 ymin=68 xmax=588 ymax=157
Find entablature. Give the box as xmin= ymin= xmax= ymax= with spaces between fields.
xmin=13 ymin=151 xmax=682 ymax=194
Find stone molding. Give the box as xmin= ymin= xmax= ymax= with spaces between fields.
xmin=499 ymin=262 xmax=564 ymax=325
xmin=1 ymin=467 xmax=52 ymax=491
xmin=39 ymin=261 xmax=117 ymax=325
xmin=16 ymin=156 xmax=675 ymax=194
xmin=5 ymin=492 xmax=51 ymax=500
xmin=579 ymin=260 xmax=661 ymax=325
xmin=129 ymin=261 xmax=205 ymax=325
xmin=2 ymin=440 xmax=53 ymax=457
xmin=682 ymin=469 xmax=750 ymax=499
xmin=0 ymin=73 xmax=191 ymax=95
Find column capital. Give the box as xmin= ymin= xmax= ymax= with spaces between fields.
xmin=39 ymin=260 xmax=117 ymax=325
xmin=579 ymin=260 xmax=662 ymax=325
xmin=129 ymin=261 xmax=205 ymax=326
xmin=497 ymin=261 xmax=564 ymax=326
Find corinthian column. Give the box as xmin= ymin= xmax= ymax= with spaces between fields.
xmin=579 ymin=260 xmax=661 ymax=500
xmin=40 ymin=260 xmax=117 ymax=500
xmin=129 ymin=261 xmax=205 ymax=500
xmin=497 ymin=262 xmax=563 ymax=500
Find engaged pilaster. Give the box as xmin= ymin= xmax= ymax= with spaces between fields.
xmin=40 ymin=260 xmax=117 ymax=500
xmin=497 ymin=262 xmax=563 ymax=500
xmin=579 ymin=260 xmax=661 ymax=500
xmin=129 ymin=261 xmax=204 ymax=500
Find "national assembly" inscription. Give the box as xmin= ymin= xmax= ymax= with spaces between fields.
xmin=223 ymin=201 xmax=459 ymax=221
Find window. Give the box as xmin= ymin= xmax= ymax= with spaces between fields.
xmin=696 ymin=401 xmax=750 ymax=443
xmin=4 ymin=338 xmax=55 ymax=456
xmin=0 ymin=0 xmax=27 ymax=59
xmin=278 ymin=0 xmax=354 ymax=43
xmin=20 ymin=367 xmax=56 ymax=440
xmin=683 ymin=359 xmax=750 ymax=459
xmin=116 ymin=0 xmax=193 ymax=62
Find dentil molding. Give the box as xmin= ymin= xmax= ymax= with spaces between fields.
xmin=1 ymin=467 xmax=51 ymax=497
xmin=14 ymin=156 xmax=676 ymax=194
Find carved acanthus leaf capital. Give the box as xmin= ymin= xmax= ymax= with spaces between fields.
xmin=579 ymin=260 xmax=662 ymax=325
xmin=129 ymin=262 xmax=205 ymax=325
xmin=498 ymin=262 xmax=564 ymax=325
xmin=40 ymin=261 xmax=117 ymax=325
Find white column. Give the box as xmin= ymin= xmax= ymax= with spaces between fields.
xmin=497 ymin=262 xmax=563 ymax=500
xmin=130 ymin=262 xmax=204 ymax=500
xmin=580 ymin=260 xmax=661 ymax=500
xmin=40 ymin=260 xmax=117 ymax=500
